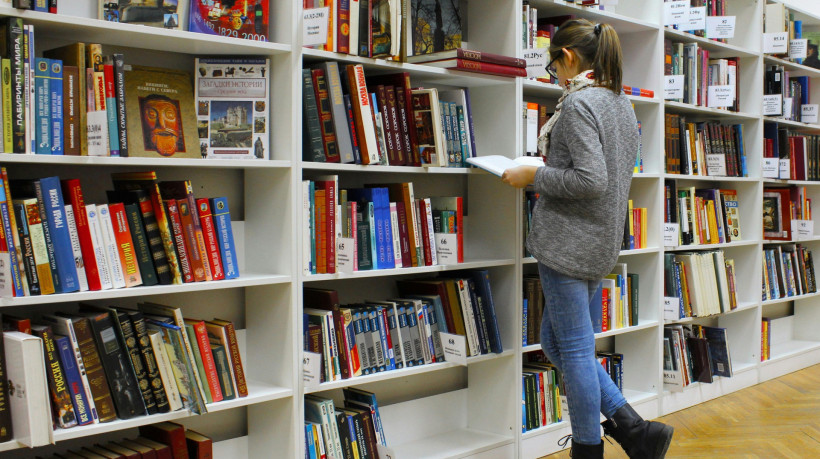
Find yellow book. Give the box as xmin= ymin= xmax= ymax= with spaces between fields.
xmin=706 ymin=200 xmax=719 ymax=244
xmin=2 ymin=59 xmax=11 ymax=153
xmin=640 ymin=208 xmax=647 ymax=249
xmin=605 ymin=274 xmax=622 ymax=328
xmin=627 ymin=200 xmax=634 ymax=249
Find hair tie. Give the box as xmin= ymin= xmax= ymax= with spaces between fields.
xmin=594 ymin=23 xmax=602 ymax=36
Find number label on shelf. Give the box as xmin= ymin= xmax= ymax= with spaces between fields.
xmin=434 ymin=233 xmax=458 ymax=265
xmin=802 ymin=104 xmax=819 ymax=124
xmin=303 ymin=351 xmax=322 ymax=388
xmin=792 ymin=220 xmax=814 ymax=241
xmin=440 ymin=332 xmax=467 ymax=365
xmin=663 ymin=297 xmax=681 ymax=321
xmin=0 ymin=253 xmax=12 ymax=297
xmin=524 ymin=48 xmax=548 ymax=79
xmin=303 ymin=7 xmax=329 ymax=46
xmin=762 ymin=157 xmax=780 ymax=178
xmin=780 ymin=158 xmax=791 ymax=180
xmin=707 ymin=85 xmax=734 ymax=108
xmin=763 ymin=94 xmax=783 ymax=116
xmin=790 ymin=39 xmax=808 ymax=59
xmin=663 ymin=223 xmax=680 ymax=248
xmin=664 ymin=1 xmax=689 ymax=26
xmin=763 ymin=32 xmax=789 ymax=54
xmin=336 ymin=237 xmax=355 ymax=273
xmin=706 ymin=16 xmax=735 ymax=39
xmin=684 ymin=6 xmax=706 ymax=31
xmin=664 ymin=75 xmax=684 ymax=100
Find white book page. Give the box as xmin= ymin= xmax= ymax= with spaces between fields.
xmin=466 ymin=155 xmax=545 ymax=176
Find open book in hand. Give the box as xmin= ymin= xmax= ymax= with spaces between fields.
xmin=466 ymin=155 xmax=545 ymax=177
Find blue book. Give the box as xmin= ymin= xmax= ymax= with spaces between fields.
xmin=470 ymin=270 xmax=504 ymax=353
xmin=54 ymin=334 xmax=94 ymax=425
xmin=48 ymin=59 xmax=63 ymax=155
xmin=673 ymin=262 xmax=684 ymax=319
xmin=375 ymin=188 xmax=395 ymax=268
xmin=33 ymin=0 xmax=48 ymax=12
xmin=209 ymin=197 xmax=238 ymax=279
xmin=104 ymin=65 xmax=120 ymax=157
xmin=422 ymin=304 xmax=442 ymax=361
xmin=794 ymin=20 xmax=803 ymax=65
xmin=0 ymin=180 xmax=24 ymax=297
xmin=735 ymin=124 xmax=746 ymax=177
xmin=347 ymin=188 xmax=385 ymax=269
xmin=305 ymin=423 xmax=317 ymax=459
xmin=522 ymin=377 xmax=527 ymax=432
xmin=375 ymin=307 xmax=395 ymax=370
xmin=38 ymin=176 xmax=80 ymax=293
xmin=34 ymin=58 xmax=51 ymax=155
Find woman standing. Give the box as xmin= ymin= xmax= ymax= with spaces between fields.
xmin=502 ymin=19 xmax=674 ymax=459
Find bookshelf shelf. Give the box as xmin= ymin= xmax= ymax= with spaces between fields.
xmin=764 ymin=117 xmax=820 ymax=131
xmin=388 ymin=429 xmax=513 ymax=459
xmin=301 ymin=162 xmax=477 ymax=174
xmin=763 ymin=55 xmax=820 ymax=78
xmin=523 ymin=79 xmax=564 ymax=98
xmin=664 ymin=240 xmax=758 ymax=252
xmin=633 ymin=173 xmax=663 ymax=179
xmin=762 ymin=290 xmax=820 ymax=306
xmin=763 ymin=340 xmax=820 ymax=364
xmin=627 ymin=95 xmax=662 ymax=105
xmin=663 ymin=101 xmax=759 ymax=120
xmin=663 ymin=28 xmax=760 ymax=58
xmin=521 ymin=421 xmax=568 ymax=441
xmin=663 ymin=174 xmax=759 ymax=182
xmin=763 ymin=179 xmax=820 ymax=186
xmin=530 ymin=0 xmax=660 ymax=33
xmin=664 ymin=300 xmax=759 ymax=325
xmin=620 ymin=247 xmax=660 ymax=256
xmin=0 ymin=155 xmax=292 ymax=169
xmin=301 ymin=259 xmax=516 ymax=282
xmin=595 ymin=320 xmax=660 ymax=339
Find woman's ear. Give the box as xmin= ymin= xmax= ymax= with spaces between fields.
xmin=562 ymin=48 xmax=575 ymax=68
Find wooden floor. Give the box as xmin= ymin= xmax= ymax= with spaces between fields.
xmin=541 ymin=364 xmax=820 ymax=458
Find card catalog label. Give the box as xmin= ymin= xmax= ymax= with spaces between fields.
xmin=663 ymin=297 xmax=681 ymax=321
xmin=684 ymin=6 xmax=706 ymax=31
xmin=762 ymin=157 xmax=780 ymax=178
xmin=706 ymin=16 xmax=735 ymax=39
xmin=664 ymin=75 xmax=684 ymax=99
xmin=663 ymin=223 xmax=680 ymax=247
xmin=664 ymin=1 xmax=689 ymax=26
xmin=524 ymin=48 xmax=548 ymax=78
xmin=763 ymin=32 xmax=789 ymax=54
xmin=336 ymin=237 xmax=355 ymax=273
xmin=802 ymin=104 xmax=819 ymax=124
xmin=792 ymin=220 xmax=814 ymax=241
xmin=0 ymin=253 xmax=12 ymax=298
xmin=440 ymin=332 xmax=467 ymax=365
xmin=303 ymin=7 xmax=329 ymax=46
xmin=780 ymin=158 xmax=791 ymax=179
xmin=87 ymin=110 xmax=110 ymax=156
xmin=664 ymin=370 xmax=685 ymax=391
xmin=707 ymin=85 xmax=734 ymax=107
xmin=763 ymin=94 xmax=783 ymax=116
xmin=434 ymin=233 xmax=458 ymax=265
xmin=303 ymin=351 xmax=322 ymax=388
xmin=790 ymin=39 xmax=808 ymax=59
xmin=706 ymin=154 xmax=727 ymax=176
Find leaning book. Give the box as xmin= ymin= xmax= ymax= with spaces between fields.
xmin=194 ymin=58 xmax=270 ymax=159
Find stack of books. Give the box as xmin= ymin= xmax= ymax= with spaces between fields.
xmin=408 ymin=48 xmax=527 ymax=78
xmin=663 ymin=183 xmax=743 ymax=246
xmin=762 ymin=244 xmax=817 ymax=301
xmin=664 ymin=250 xmax=738 ymax=319
xmin=304 ymin=388 xmax=385 ymax=459
xmin=664 ymin=324 xmax=732 ymax=391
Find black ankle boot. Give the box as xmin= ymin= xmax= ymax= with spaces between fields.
xmin=570 ymin=439 xmax=603 ymax=458
xmin=601 ymin=404 xmax=674 ymax=459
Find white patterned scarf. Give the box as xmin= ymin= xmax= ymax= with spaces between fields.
xmin=537 ymin=70 xmax=598 ymax=158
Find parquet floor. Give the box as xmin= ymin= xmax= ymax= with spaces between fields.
xmin=541 ymin=364 xmax=820 ymax=458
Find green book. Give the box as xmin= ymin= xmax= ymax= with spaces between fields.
xmin=211 ymin=344 xmax=236 ymax=400
xmin=185 ymin=323 xmax=212 ymax=404
xmin=628 ymin=273 xmax=639 ymax=327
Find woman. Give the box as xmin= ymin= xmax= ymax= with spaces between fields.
xmin=502 ymin=19 xmax=674 ymax=459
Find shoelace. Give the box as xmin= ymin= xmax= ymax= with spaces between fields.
xmin=558 ymin=434 xmax=572 ymax=449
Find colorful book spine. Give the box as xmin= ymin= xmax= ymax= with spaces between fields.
xmin=0 ymin=174 xmax=25 ymax=297
xmin=112 ymin=54 xmax=128 ymax=157
xmin=195 ymin=198 xmax=224 ymax=281
xmin=124 ymin=203 xmax=158 ymax=286
xmin=102 ymin=63 xmax=119 ymax=157
xmin=96 ymin=204 xmax=126 ymax=289
xmin=2 ymin=58 xmax=12 ymax=153
xmin=49 ymin=58 xmax=63 ymax=155
xmin=61 ymin=65 xmax=80 ymax=155
xmin=11 ymin=202 xmax=39 ymax=296
xmin=38 ymin=176 xmax=80 ymax=293
xmin=210 ymin=197 xmax=238 ymax=279
xmin=63 ymin=204 xmax=89 ymax=291
xmin=109 ymin=202 xmax=142 ymax=288
xmin=53 ymin=334 xmax=94 ymax=425
xmin=34 ymin=58 xmax=51 ymax=155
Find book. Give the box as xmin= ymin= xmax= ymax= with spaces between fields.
xmin=345 ymin=64 xmax=379 ymax=164
xmin=411 ymin=88 xmax=446 ymax=167
xmin=184 ymin=430 xmax=213 ymax=459
xmin=423 ymin=58 xmax=529 ymax=77
xmin=194 ymin=198 xmax=224 ymax=280
xmin=411 ymin=0 xmax=463 ymax=58
xmin=101 ymin=0 xmax=188 ymax=30
xmin=159 ymin=180 xmax=212 ymax=281
xmin=205 ymin=319 xmax=248 ymax=397
xmin=189 ymin=0 xmax=269 ymax=41
xmin=3 ymin=331 xmax=53 ymax=447
xmin=109 ymin=202 xmax=143 ymax=287
xmin=30 ymin=324 xmax=78 ymax=429
xmin=123 ymin=202 xmax=159 ymax=286
xmin=134 ymin=436 xmax=174 ymax=459
xmin=139 ymin=422 xmax=189 ymax=459
xmin=165 ymin=199 xmax=194 ymax=283
xmin=185 ymin=319 xmax=223 ymax=403
xmin=109 ymin=308 xmax=158 ymax=415
xmin=97 ymin=204 xmax=127 ymax=289
xmin=210 ymin=197 xmax=239 ymax=279
xmin=146 ymin=320 xmax=204 ymax=414
xmin=52 ymin=333 xmax=94 ymax=425
xmin=148 ymin=329 xmax=184 ymax=412
xmin=123 ymin=66 xmax=199 ymax=158
xmin=38 ymin=176 xmax=81 ymax=293
xmin=64 ymin=204 xmax=90 ymax=291
xmin=12 ymin=201 xmax=41 ymax=296
xmin=408 ymin=48 xmax=526 ymax=66
xmin=465 ymin=155 xmax=545 ymax=176
xmin=194 ymin=57 xmax=270 ymax=159
xmin=210 ymin=344 xmax=236 ymax=400
xmin=127 ymin=310 xmax=170 ymax=413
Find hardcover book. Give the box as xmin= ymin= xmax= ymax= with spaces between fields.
xmin=31 ymin=324 xmax=78 ymax=429
xmin=100 ymin=0 xmax=188 ymax=30
xmin=52 ymin=334 xmax=94 ymax=425
xmin=3 ymin=331 xmax=52 ymax=447
xmin=194 ymin=58 xmax=270 ymax=159
xmin=189 ymin=0 xmax=269 ymax=42
xmin=411 ymin=0 xmax=463 ymax=58
xmin=123 ymin=66 xmax=199 ymax=159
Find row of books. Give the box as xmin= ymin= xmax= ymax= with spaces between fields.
xmin=663 ymin=115 xmax=747 ymax=177
xmin=303 ymin=62 xmax=478 ymax=167
xmin=663 ymin=182 xmax=743 ymax=246
xmin=523 ymin=264 xmax=639 ymax=345
xmin=598 ymin=351 xmax=624 ymax=392
xmin=764 ymin=127 xmax=820 ymax=181
xmin=664 ymin=39 xmax=740 ymax=111
xmin=763 ymin=2 xmax=820 ymax=68
xmin=522 ymin=102 xmax=549 ymax=157
xmin=522 ymin=360 xmax=565 ymax=433
xmin=663 ymin=324 xmax=732 ymax=391
xmin=663 ymin=0 xmax=729 ymax=44
xmin=304 ymin=388 xmax=385 ymax=459
xmin=410 ymin=48 xmax=528 ymax=77
xmin=522 ymin=5 xmax=555 ymax=85
xmin=763 ymin=186 xmax=810 ymax=242
xmin=622 ymin=200 xmax=649 ymax=251
xmin=0 ymin=305 xmax=246 ymax=447
xmin=0 ymin=170 xmax=238 ymax=299
xmin=764 ymin=66 xmax=811 ymax=121
xmin=761 ymin=317 xmax=772 ymax=361
xmin=303 ymin=0 xmax=401 ymax=59
xmin=303 ymin=177 xmax=462 ymax=274
xmin=7 ymin=0 xmax=57 ymax=13
xmin=303 ymin=272 xmax=502 ymax=383
xmin=663 ymin=250 xmax=738 ymax=319
xmin=762 ymin=244 xmax=817 ymax=301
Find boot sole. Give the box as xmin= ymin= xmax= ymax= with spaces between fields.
xmin=654 ymin=424 xmax=674 ymax=459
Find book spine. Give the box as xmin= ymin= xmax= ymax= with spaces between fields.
xmin=210 ymin=197 xmax=238 ymax=279
xmin=148 ymin=185 xmax=182 ymax=284
xmin=116 ymin=312 xmax=158 ymax=415
xmin=219 ymin=321 xmax=248 ymax=397
xmin=129 ymin=313 xmax=170 ymax=413
xmin=34 ymin=58 xmax=51 ymax=155
xmin=211 ymin=345 xmax=236 ymax=400
xmin=312 ymin=69 xmax=341 ymax=163
xmin=123 ymin=203 xmax=158 ymax=286
xmin=343 ymin=94 xmax=362 ymax=164
xmin=38 ymin=176 xmax=80 ymax=292
xmin=72 ymin=317 xmax=117 ymax=422
xmin=323 ymin=61 xmax=355 ymax=164
xmin=7 ymin=19 xmax=25 ymax=153
xmin=112 ymin=54 xmax=128 ymax=157
xmin=102 ymin=64 xmax=119 ymax=156
xmin=346 ymin=64 xmax=379 ymax=164
xmin=85 ymin=205 xmax=114 ymax=290
xmin=32 ymin=326 xmax=78 ymax=429
xmin=195 ymin=198 xmax=224 ymax=281
xmin=184 ymin=325 xmax=212 ymax=405
xmin=148 ymin=330 xmax=183 ymax=412
xmin=54 ymin=334 xmax=93 ymax=425
xmin=97 ymin=204 xmax=126 ymax=289
xmin=135 ymin=193 xmax=173 ymax=284
xmin=88 ymin=312 xmax=145 ymax=419
xmin=1 ymin=170 xmax=26 ymax=297
xmin=457 ymin=48 xmax=527 ymax=67
xmin=12 ymin=203 xmax=40 ymax=295
xmin=2 ymin=58 xmax=11 ymax=153
xmin=110 ymin=203 xmax=142 ymax=287
xmin=193 ymin=322 xmax=223 ymax=402
xmin=165 ymin=199 xmax=194 ymax=283
xmin=302 ymin=69 xmax=327 ymax=162
xmin=49 ymin=59 xmax=62 ymax=155
xmin=62 ymin=179 xmax=100 ymax=289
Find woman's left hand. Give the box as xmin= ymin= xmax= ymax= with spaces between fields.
xmin=501 ymin=165 xmax=538 ymax=188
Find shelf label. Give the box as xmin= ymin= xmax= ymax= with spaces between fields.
xmin=336 ymin=237 xmax=355 ymax=273
xmin=684 ymin=6 xmax=706 ymax=31
xmin=663 ymin=223 xmax=680 ymax=247
xmin=664 ymin=75 xmax=684 ymax=100
xmin=802 ymin=104 xmax=819 ymax=124
xmin=762 ymin=157 xmax=780 ymax=178
xmin=707 ymin=85 xmax=734 ymax=108
xmin=663 ymin=297 xmax=681 ymax=321
xmin=434 ymin=233 xmax=458 ymax=265
xmin=376 ymin=445 xmax=398 ymax=459
xmin=706 ymin=16 xmax=735 ymax=39
xmin=0 ymin=253 xmax=12 ymax=298
xmin=87 ymin=110 xmax=110 ymax=157
xmin=664 ymin=370 xmax=685 ymax=392
xmin=303 ymin=351 xmax=322 ymax=388
xmin=780 ymin=158 xmax=791 ymax=180
xmin=524 ymin=48 xmax=548 ymax=79
xmin=763 ymin=94 xmax=783 ymax=116
xmin=440 ymin=332 xmax=467 ymax=365
xmin=303 ymin=7 xmax=329 ymax=46
xmin=790 ymin=39 xmax=808 ymax=59
xmin=705 ymin=154 xmax=727 ymax=176
xmin=792 ymin=220 xmax=814 ymax=241
xmin=664 ymin=1 xmax=689 ymax=26
xmin=763 ymin=32 xmax=789 ymax=54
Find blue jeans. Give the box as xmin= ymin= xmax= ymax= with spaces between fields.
xmin=538 ymin=262 xmax=627 ymax=445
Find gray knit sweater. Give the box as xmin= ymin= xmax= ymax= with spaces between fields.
xmin=525 ymin=87 xmax=638 ymax=280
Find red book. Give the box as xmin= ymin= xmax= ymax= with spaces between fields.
xmin=138 ymin=422 xmax=188 ymax=459
xmin=311 ymin=68 xmax=341 ymax=163
xmin=118 ymin=439 xmax=158 ymax=459
xmin=408 ymin=48 xmax=527 ymax=67
xmin=184 ymin=430 xmax=213 ymax=459
xmin=394 ymin=201 xmax=412 ymax=267
xmin=208 ymin=319 xmax=248 ymax=397
xmin=425 ymin=58 xmax=528 ymax=77
xmin=164 ymin=200 xmax=194 ymax=283
xmin=315 ymin=179 xmax=336 ymax=274
xmin=418 ymin=199 xmax=432 ymax=266
xmin=185 ymin=319 xmax=223 ymax=403
xmin=337 ymin=0 xmax=350 ymax=54
xmin=314 ymin=189 xmax=327 ymax=274
xmin=61 ymin=179 xmax=102 ymax=290
xmin=195 ymin=198 xmax=224 ymax=281
xmin=134 ymin=437 xmax=172 ymax=459
xmin=537 ymin=371 xmax=546 ymax=425
xmin=101 ymin=442 xmax=140 ymax=459
xmin=158 ymin=181 xmax=212 ymax=282
xmin=366 ymin=74 xmax=420 ymax=166
xmin=177 ymin=198 xmax=208 ymax=282
xmin=3 ymin=314 xmax=31 ymax=333
xmin=109 ymin=203 xmax=143 ymax=288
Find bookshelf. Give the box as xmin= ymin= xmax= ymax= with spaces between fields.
xmin=0 ymin=0 xmax=819 ymax=458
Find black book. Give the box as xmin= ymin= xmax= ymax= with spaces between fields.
xmin=111 ymin=309 xmax=157 ymax=415
xmin=12 ymin=203 xmax=40 ymax=295
xmin=335 ymin=410 xmax=355 ymax=459
xmin=211 ymin=344 xmax=236 ymax=401
xmin=83 ymin=310 xmax=146 ymax=419
xmin=112 ymin=54 xmax=128 ymax=157
xmin=127 ymin=310 xmax=170 ymax=412
xmin=31 ymin=324 xmax=78 ymax=429
xmin=0 ymin=18 xmax=25 ymax=152
xmin=302 ymin=68 xmax=326 ymax=162
xmin=124 ymin=203 xmax=158 ymax=286
xmin=0 ymin=313 xmax=11 ymax=442
xmin=343 ymin=408 xmax=370 ymax=459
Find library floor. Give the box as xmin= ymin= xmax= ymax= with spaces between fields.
xmin=541 ymin=364 xmax=820 ymax=458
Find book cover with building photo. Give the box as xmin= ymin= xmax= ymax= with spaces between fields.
xmin=99 ymin=0 xmax=188 ymax=30
xmin=123 ymin=65 xmax=199 ymax=159
xmin=195 ymin=58 xmax=270 ymax=159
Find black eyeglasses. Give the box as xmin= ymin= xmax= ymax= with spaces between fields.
xmin=545 ymin=54 xmax=560 ymax=81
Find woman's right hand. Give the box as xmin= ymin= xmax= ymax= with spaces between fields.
xmin=501 ymin=166 xmax=538 ymax=188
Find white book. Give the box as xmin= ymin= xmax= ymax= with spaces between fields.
xmin=4 ymin=331 xmax=53 ymax=447
xmin=84 ymin=204 xmax=113 ymax=290
xmin=325 ymin=399 xmax=343 ymax=458
xmin=349 ymin=0 xmax=360 ymax=56
xmin=526 ymin=104 xmax=538 ymax=155
xmin=302 ymin=180 xmax=312 ymax=275
xmin=455 ymin=278 xmax=480 ymax=356
xmin=389 ymin=202 xmax=402 ymax=268
xmin=40 ymin=314 xmax=99 ymax=423
xmin=423 ymin=198 xmax=437 ymax=266
xmin=148 ymin=330 xmax=183 ymax=412
xmin=96 ymin=204 xmax=126 ymax=289
xmin=466 ymin=155 xmax=545 ymax=177
xmin=64 ymin=204 xmax=89 ymax=292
